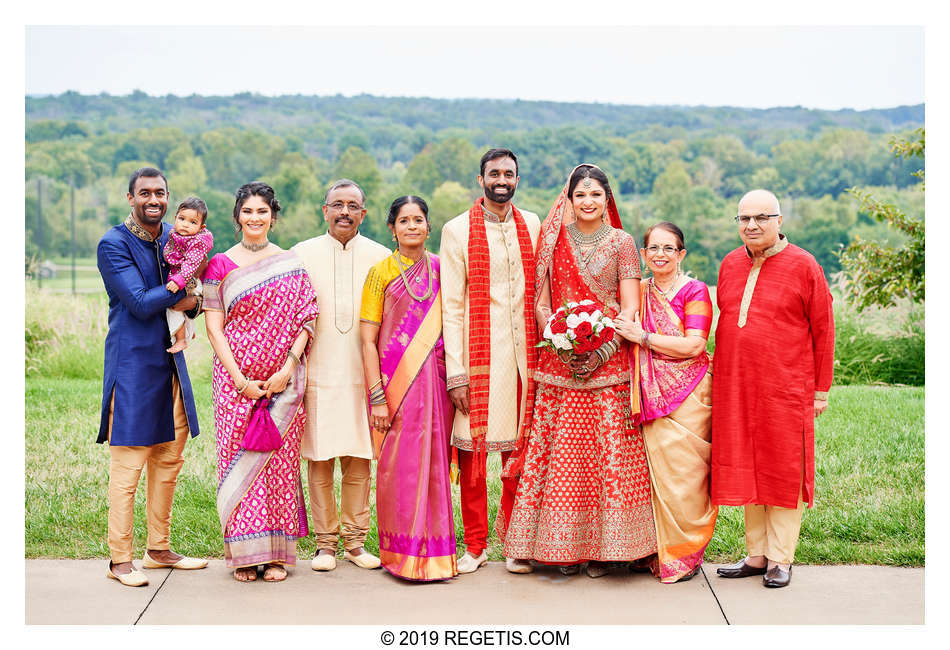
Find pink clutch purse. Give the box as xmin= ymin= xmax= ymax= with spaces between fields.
xmin=241 ymin=397 xmax=282 ymax=452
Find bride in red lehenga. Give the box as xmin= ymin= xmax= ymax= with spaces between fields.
xmin=500 ymin=164 xmax=657 ymax=578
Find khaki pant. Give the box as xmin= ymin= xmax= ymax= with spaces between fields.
xmin=308 ymin=457 xmax=371 ymax=552
xmin=107 ymin=376 xmax=189 ymax=563
xmin=744 ymin=499 xmax=805 ymax=565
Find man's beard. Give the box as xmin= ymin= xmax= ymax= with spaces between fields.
xmin=484 ymin=183 xmax=516 ymax=204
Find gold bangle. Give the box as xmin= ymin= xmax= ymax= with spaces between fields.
xmin=237 ymin=375 xmax=250 ymax=394
xmin=287 ymin=350 xmax=301 ymax=368
xmin=368 ymin=378 xmax=383 ymax=391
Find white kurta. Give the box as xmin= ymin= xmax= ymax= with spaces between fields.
xmin=293 ymin=233 xmax=390 ymax=461
xmin=439 ymin=207 xmax=541 ymax=452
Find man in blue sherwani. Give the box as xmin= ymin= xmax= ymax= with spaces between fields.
xmin=96 ymin=167 xmax=207 ymax=587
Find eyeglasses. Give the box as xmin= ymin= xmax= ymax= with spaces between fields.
xmin=735 ymin=214 xmax=780 ymax=226
xmin=326 ymin=201 xmax=364 ymax=213
xmin=645 ymin=245 xmax=681 ymax=255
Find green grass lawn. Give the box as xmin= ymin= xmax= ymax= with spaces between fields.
xmin=25 ymin=376 xmax=923 ymax=565
xmin=24 ymin=287 xmax=924 ymax=565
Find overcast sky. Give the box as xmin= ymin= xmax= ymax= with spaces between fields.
xmin=25 ymin=25 xmax=923 ymax=110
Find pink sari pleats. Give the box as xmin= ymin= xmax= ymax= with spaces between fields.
xmin=375 ymin=254 xmax=458 ymax=581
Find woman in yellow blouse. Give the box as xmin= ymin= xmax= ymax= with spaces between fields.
xmin=359 ymin=196 xmax=457 ymax=581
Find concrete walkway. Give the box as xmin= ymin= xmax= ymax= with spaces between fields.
xmin=25 ymin=560 xmax=924 ymax=625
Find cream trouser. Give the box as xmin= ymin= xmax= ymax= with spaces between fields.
xmin=744 ymin=499 xmax=805 ymax=565
xmin=107 ymin=375 xmax=189 ymax=563
xmin=308 ymin=457 xmax=371 ymax=552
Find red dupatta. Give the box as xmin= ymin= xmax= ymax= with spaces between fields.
xmin=465 ymin=197 xmax=538 ymax=479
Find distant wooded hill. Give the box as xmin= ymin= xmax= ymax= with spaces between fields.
xmin=25 ymin=92 xmax=924 ymax=284
xmin=27 ymin=91 xmax=923 ymax=136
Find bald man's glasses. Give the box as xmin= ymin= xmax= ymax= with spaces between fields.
xmin=735 ymin=214 xmax=779 ymax=226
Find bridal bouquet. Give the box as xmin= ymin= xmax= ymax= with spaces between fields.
xmin=538 ymin=299 xmax=616 ymax=358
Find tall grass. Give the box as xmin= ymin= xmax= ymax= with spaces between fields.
xmin=25 ymin=287 xmax=108 ymax=379
xmin=833 ymin=298 xmax=924 ymax=385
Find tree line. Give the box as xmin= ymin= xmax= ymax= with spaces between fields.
xmin=25 ymin=92 xmax=924 ymax=285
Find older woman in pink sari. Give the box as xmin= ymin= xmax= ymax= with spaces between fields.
xmin=359 ymin=196 xmax=457 ymax=581
xmin=616 ymin=221 xmax=718 ymax=583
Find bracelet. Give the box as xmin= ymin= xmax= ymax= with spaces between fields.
xmin=595 ymin=338 xmax=619 ymax=364
xmin=368 ymin=378 xmax=383 ymax=391
xmin=286 ymin=350 xmax=301 ymax=369
xmin=641 ymin=332 xmax=651 ymax=348
xmin=236 ymin=375 xmax=250 ymax=394
xmin=369 ymin=386 xmax=387 ymax=406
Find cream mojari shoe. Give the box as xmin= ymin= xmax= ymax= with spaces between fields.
xmin=311 ymin=553 xmax=337 ymax=571
xmin=106 ymin=564 xmax=149 ymax=587
xmin=505 ymin=557 xmax=534 ymax=574
xmin=344 ymin=549 xmax=381 ymax=569
xmin=457 ymin=551 xmax=488 ymax=574
xmin=142 ymin=551 xmax=208 ymax=570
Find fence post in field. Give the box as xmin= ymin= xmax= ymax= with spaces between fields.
xmin=36 ymin=178 xmax=43 ymax=289
xmin=70 ymin=180 xmax=76 ymax=295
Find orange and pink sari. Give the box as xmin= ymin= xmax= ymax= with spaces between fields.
xmin=636 ymin=278 xmax=718 ymax=582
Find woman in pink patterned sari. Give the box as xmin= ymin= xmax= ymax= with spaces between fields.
xmin=359 ymin=196 xmax=457 ymax=581
xmin=202 ymin=182 xmax=319 ymax=583
xmin=615 ymin=221 xmax=718 ymax=583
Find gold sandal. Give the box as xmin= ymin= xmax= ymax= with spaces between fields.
xmin=263 ymin=564 xmax=287 ymax=582
xmin=233 ymin=567 xmax=258 ymax=582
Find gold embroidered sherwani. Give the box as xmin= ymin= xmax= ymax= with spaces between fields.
xmin=439 ymin=207 xmax=541 ymax=451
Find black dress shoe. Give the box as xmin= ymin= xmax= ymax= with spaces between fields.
xmin=716 ymin=559 xmax=768 ymax=578
xmin=763 ymin=564 xmax=792 ymax=588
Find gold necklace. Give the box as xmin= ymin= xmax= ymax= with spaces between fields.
xmin=567 ymin=222 xmax=612 ymax=269
xmin=651 ymin=271 xmax=681 ymax=300
xmin=395 ymin=250 xmax=433 ymax=302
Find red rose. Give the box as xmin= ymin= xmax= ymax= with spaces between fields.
xmin=574 ymin=321 xmax=593 ymax=338
xmin=575 ymin=338 xmax=595 ymax=353
xmin=599 ymin=326 xmax=615 ymax=343
xmin=550 ymin=317 xmax=568 ymax=334
xmin=574 ymin=303 xmax=599 ymax=315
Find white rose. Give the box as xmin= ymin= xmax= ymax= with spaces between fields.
xmin=543 ymin=323 xmax=553 ymax=340
xmin=551 ymin=333 xmax=572 ymax=351
xmin=579 ymin=299 xmax=595 ymax=306
xmin=594 ymin=323 xmax=604 ymax=333
xmin=590 ymin=310 xmax=603 ymax=321
xmin=601 ymin=317 xmax=615 ymax=329
xmin=567 ymin=301 xmax=579 ymax=309
xmin=565 ymin=313 xmax=582 ymax=329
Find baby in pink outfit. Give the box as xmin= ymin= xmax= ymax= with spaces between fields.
xmin=164 ymin=197 xmax=214 ymax=353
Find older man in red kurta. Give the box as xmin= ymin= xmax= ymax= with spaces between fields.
xmin=712 ymin=189 xmax=834 ymax=588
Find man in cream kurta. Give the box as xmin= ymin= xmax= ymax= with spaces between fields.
xmin=440 ymin=149 xmax=541 ymax=574
xmin=293 ymin=179 xmax=389 ymax=571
